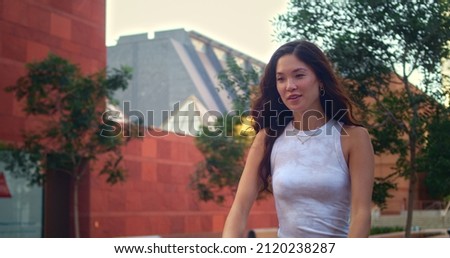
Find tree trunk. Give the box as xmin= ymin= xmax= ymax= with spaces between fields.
xmin=73 ymin=158 xmax=88 ymax=238
xmin=405 ymin=170 xmax=417 ymax=237
xmin=74 ymin=178 xmax=80 ymax=238
xmin=405 ymin=137 xmax=417 ymax=238
xmin=402 ymin=72 xmax=420 ymax=238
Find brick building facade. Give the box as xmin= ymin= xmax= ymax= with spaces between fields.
xmin=0 ymin=0 xmax=276 ymax=237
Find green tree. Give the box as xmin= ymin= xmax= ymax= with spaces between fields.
xmin=190 ymin=56 xmax=259 ymax=203
xmin=3 ymin=54 xmax=136 ymax=237
xmin=275 ymin=0 xmax=450 ymax=237
xmin=419 ymin=110 xmax=450 ymax=201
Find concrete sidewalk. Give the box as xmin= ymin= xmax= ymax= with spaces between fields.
xmin=370 ymin=228 xmax=449 ymax=238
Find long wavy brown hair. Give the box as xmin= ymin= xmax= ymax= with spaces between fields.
xmin=251 ymin=40 xmax=360 ymax=192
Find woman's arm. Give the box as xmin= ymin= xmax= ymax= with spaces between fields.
xmin=222 ymin=130 xmax=267 ymax=237
xmin=346 ymin=126 xmax=374 ymax=238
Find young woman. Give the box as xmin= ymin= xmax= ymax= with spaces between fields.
xmin=222 ymin=40 xmax=374 ymax=238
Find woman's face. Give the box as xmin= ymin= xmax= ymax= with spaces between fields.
xmin=275 ymin=54 xmax=323 ymax=118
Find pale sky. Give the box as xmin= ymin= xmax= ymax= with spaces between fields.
xmin=106 ymin=0 xmax=290 ymax=63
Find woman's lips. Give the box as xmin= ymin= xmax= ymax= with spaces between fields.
xmin=287 ymin=94 xmax=301 ymax=100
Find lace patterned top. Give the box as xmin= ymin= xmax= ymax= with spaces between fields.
xmin=271 ymin=119 xmax=350 ymax=238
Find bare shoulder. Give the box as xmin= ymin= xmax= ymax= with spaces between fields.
xmin=343 ymin=125 xmax=370 ymax=140
xmin=342 ymin=125 xmax=373 ymax=153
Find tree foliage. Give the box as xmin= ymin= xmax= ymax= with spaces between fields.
xmin=275 ymin=0 xmax=450 ymax=237
xmin=216 ymin=56 xmax=260 ymax=112
xmin=3 ymin=54 xmax=136 ymax=237
xmin=190 ymin=56 xmax=259 ymax=203
xmin=419 ymin=110 xmax=450 ymax=200
xmin=372 ymin=176 xmax=397 ymax=210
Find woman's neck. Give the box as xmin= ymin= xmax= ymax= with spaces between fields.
xmin=292 ymin=112 xmax=327 ymax=131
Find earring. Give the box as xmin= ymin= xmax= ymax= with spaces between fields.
xmin=320 ymin=85 xmax=325 ymax=96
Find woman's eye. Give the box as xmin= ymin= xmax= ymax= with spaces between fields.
xmin=295 ymin=74 xmax=304 ymax=78
xmin=276 ymin=77 xmax=284 ymax=82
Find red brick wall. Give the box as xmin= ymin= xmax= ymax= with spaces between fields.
xmin=0 ymin=0 xmax=107 ymax=237
xmin=87 ymin=131 xmax=277 ymax=237
xmin=0 ymin=0 xmax=106 ymax=142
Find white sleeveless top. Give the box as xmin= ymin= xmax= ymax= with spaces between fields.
xmin=271 ymin=119 xmax=350 ymax=238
